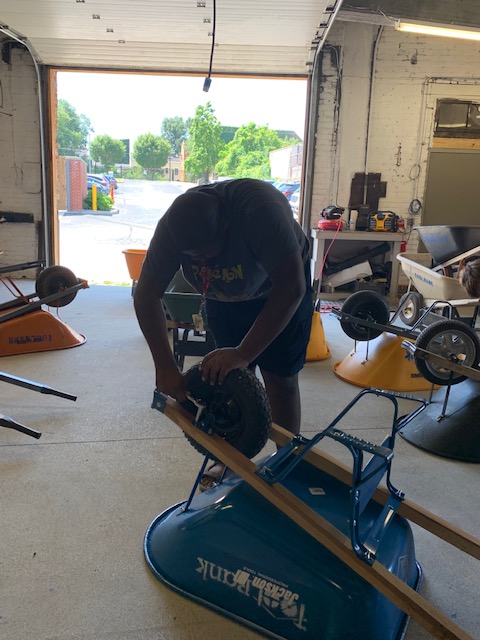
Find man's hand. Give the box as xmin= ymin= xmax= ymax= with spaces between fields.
xmin=200 ymin=347 xmax=249 ymax=385
xmin=155 ymin=366 xmax=188 ymax=402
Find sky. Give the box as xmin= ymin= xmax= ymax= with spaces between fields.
xmin=56 ymin=72 xmax=308 ymax=145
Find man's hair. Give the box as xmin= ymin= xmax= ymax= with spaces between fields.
xmin=166 ymin=191 xmax=221 ymax=252
xmin=458 ymin=255 xmax=480 ymax=298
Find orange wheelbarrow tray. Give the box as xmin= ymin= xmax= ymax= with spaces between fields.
xmin=0 ymin=264 xmax=89 ymax=356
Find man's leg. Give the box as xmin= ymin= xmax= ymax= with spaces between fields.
xmin=261 ymin=370 xmax=301 ymax=435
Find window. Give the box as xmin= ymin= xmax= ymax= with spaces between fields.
xmin=435 ymin=99 xmax=480 ymax=137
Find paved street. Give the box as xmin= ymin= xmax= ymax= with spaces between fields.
xmin=59 ymin=179 xmax=194 ymax=285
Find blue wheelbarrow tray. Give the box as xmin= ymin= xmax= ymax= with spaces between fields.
xmin=144 ymin=454 xmax=420 ymax=640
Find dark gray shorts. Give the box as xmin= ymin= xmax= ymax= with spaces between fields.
xmin=204 ymin=264 xmax=313 ymax=377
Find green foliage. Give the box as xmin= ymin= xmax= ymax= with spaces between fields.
xmin=90 ymin=135 xmax=126 ymax=171
xmin=57 ymin=99 xmax=92 ymax=156
xmin=161 ymin=116 xmax=188 ymax=156
xmin=122 ymin=165 xmax=147 ymax=179
xmin=83 ymin=190 xmax=113 ymax=211
xmin=219 ymin=126 xmax=238 ymax=145
xmin=184 ymin=102 xmax=224 ymax=182
xmin=133 ymin=133 xmax=171 ymax=179
xmin=215 ymin=123 xmax=283 ymax=179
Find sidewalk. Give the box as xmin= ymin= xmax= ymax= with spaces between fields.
xmin=58 ymin=181 xmax=197 ymax=286
xmin=59 ymin=208 xmax=120 ymax=217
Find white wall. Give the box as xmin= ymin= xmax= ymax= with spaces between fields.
xmin=270 ymin=144 xmax=303 ymax=181
xmin=0 ymin=41 xmax=42 ymax=271
xmin=311 ymin=21 xmax=480 ymax=238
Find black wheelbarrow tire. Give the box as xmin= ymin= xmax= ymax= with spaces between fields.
xmin=35 ymin=265 xmax=78 ymax=307
xmin=182 ymin=363 xmax=272 ymax=459
xmin=399 ymin=291 xmax=423 ymax=327
xmin=414 ymin=319 xmax=480 ymax=386
xmin=340 ymin=290 xmax=390 ymax=341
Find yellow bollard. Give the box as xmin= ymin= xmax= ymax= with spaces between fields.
xmin=306 ymin=310 xmax=330 ymax=361
xmin=92 ymin=184 xmax=97 ymax=211
xmin=110 ymin=184 xmax=114 ymax=202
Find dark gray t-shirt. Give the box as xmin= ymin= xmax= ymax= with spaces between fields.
xmin=143 ymin=179 xmax=310 ymax=302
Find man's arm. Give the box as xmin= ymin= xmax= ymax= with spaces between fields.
xmin=133 ymin=269 xmax=187 ymax=401
xmin=201 ymin=251 xmax=307 ymax=384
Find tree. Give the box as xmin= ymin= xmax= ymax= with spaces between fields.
xmin=132 ymin=133 xmax=171 ymax=179
xmin=184 ymin=103 xmax=223 ymax=183
xmin=215 ymin=123 xmax=283 ymax=179
xmin=161 ymin=116 xmax=189 ymax=156
xmin=90 ymin=135 xmax=126 ymax=171
xmin=57 ymin=99 xmax=92 ymax=156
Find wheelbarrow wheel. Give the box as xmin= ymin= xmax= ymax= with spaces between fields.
xmin=182 ymin=363 xmax=272 ymax=459
xmin=35 ymin=266 xmax=78 ymax=307
xmin=414 ymin=319 xmax=480 ymax=386
xmin=340 ymin=290 xmax=390 ymax=341
xmin=399 ymin=291 xmax=423 ymax=326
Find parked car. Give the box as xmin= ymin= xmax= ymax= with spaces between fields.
xmin=278 ymin=181 xmax=301 ymax=201
xmin=87 ymin=173 xmax=109 ymax=187
xmin=105 ymin=173 xmax=118 ymax=189
xmin=289 ymin=187 xmax=300 ymax=221
xmin=87 ymin=175 xmax=110 ymax=195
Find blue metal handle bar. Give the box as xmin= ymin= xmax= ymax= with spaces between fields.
xmin=256 ymin=388 xmax=401 ymax=485
xmin=256 ymin=388 xmax=429 ymax=564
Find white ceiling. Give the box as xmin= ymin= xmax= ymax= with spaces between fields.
xmin=0 ymin=0 xmax=344 ymax=76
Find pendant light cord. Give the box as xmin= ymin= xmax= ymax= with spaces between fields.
xmin=203 ymin=0 xmax=216 ymax=91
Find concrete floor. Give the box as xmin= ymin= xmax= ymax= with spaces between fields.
xmin=0 ymin=283 xmax=478 ymax=640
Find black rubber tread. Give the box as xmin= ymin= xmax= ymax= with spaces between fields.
xmin=340 ymin=290 xmax=390 ymax=341
xmin=35 ymin=266 xmax=79 ymax=307
xmin=414 ymin=319 xmax=480 ymax=386
xmin=399 ymin=291 xmax=424 ymax=327
xmin=182 ymin=363 xmax=272 ymax=459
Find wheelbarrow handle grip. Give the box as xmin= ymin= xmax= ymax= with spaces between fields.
xmin=0 ymin=415 xmax=42 ymax=439
xmin=0 ymin=372 xmax=77 ymax=401
xmin=40 ymin=387 xmax=77 ymax=402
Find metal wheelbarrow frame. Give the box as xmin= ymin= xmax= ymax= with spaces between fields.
xmin=332 ymin=289 xmax=480 ymax=387
xmin=333 ymin=226 xmax=480 ymax=388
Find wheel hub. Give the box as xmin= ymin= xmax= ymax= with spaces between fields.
xmin=207 ymin=391 xmax=243 ymax=438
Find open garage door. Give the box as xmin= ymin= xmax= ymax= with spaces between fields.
xmin=51 ymin=70 xmax=309 ymax=284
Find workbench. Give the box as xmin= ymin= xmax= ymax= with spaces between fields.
xmin=310 ymin=229 xmax=407 ymax=301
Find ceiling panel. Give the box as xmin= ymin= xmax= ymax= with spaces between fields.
xmin=0 ymin=0 xmax=344 ymax=75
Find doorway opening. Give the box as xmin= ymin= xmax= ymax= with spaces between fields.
xmin=53 ymin=71 xmax=308 ymax=285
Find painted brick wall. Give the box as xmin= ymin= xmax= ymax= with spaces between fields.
xmin=309 ymin=21 xmax=480 ymax=291
xmin=0 ymin=42 xmax=42 ymax=275
xmin=308 ymin=44 xmax=341 ymax=217
xmin=65 ymin=157 xmax=87 ymax=212
xmin=367 ymin=28 xmax=480 ymax=245
xmin=312 ymin=21 xmax=480 ymax=246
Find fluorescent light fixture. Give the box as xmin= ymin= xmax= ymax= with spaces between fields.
xmin=395 ymin=19 xmax=480 ymax=42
